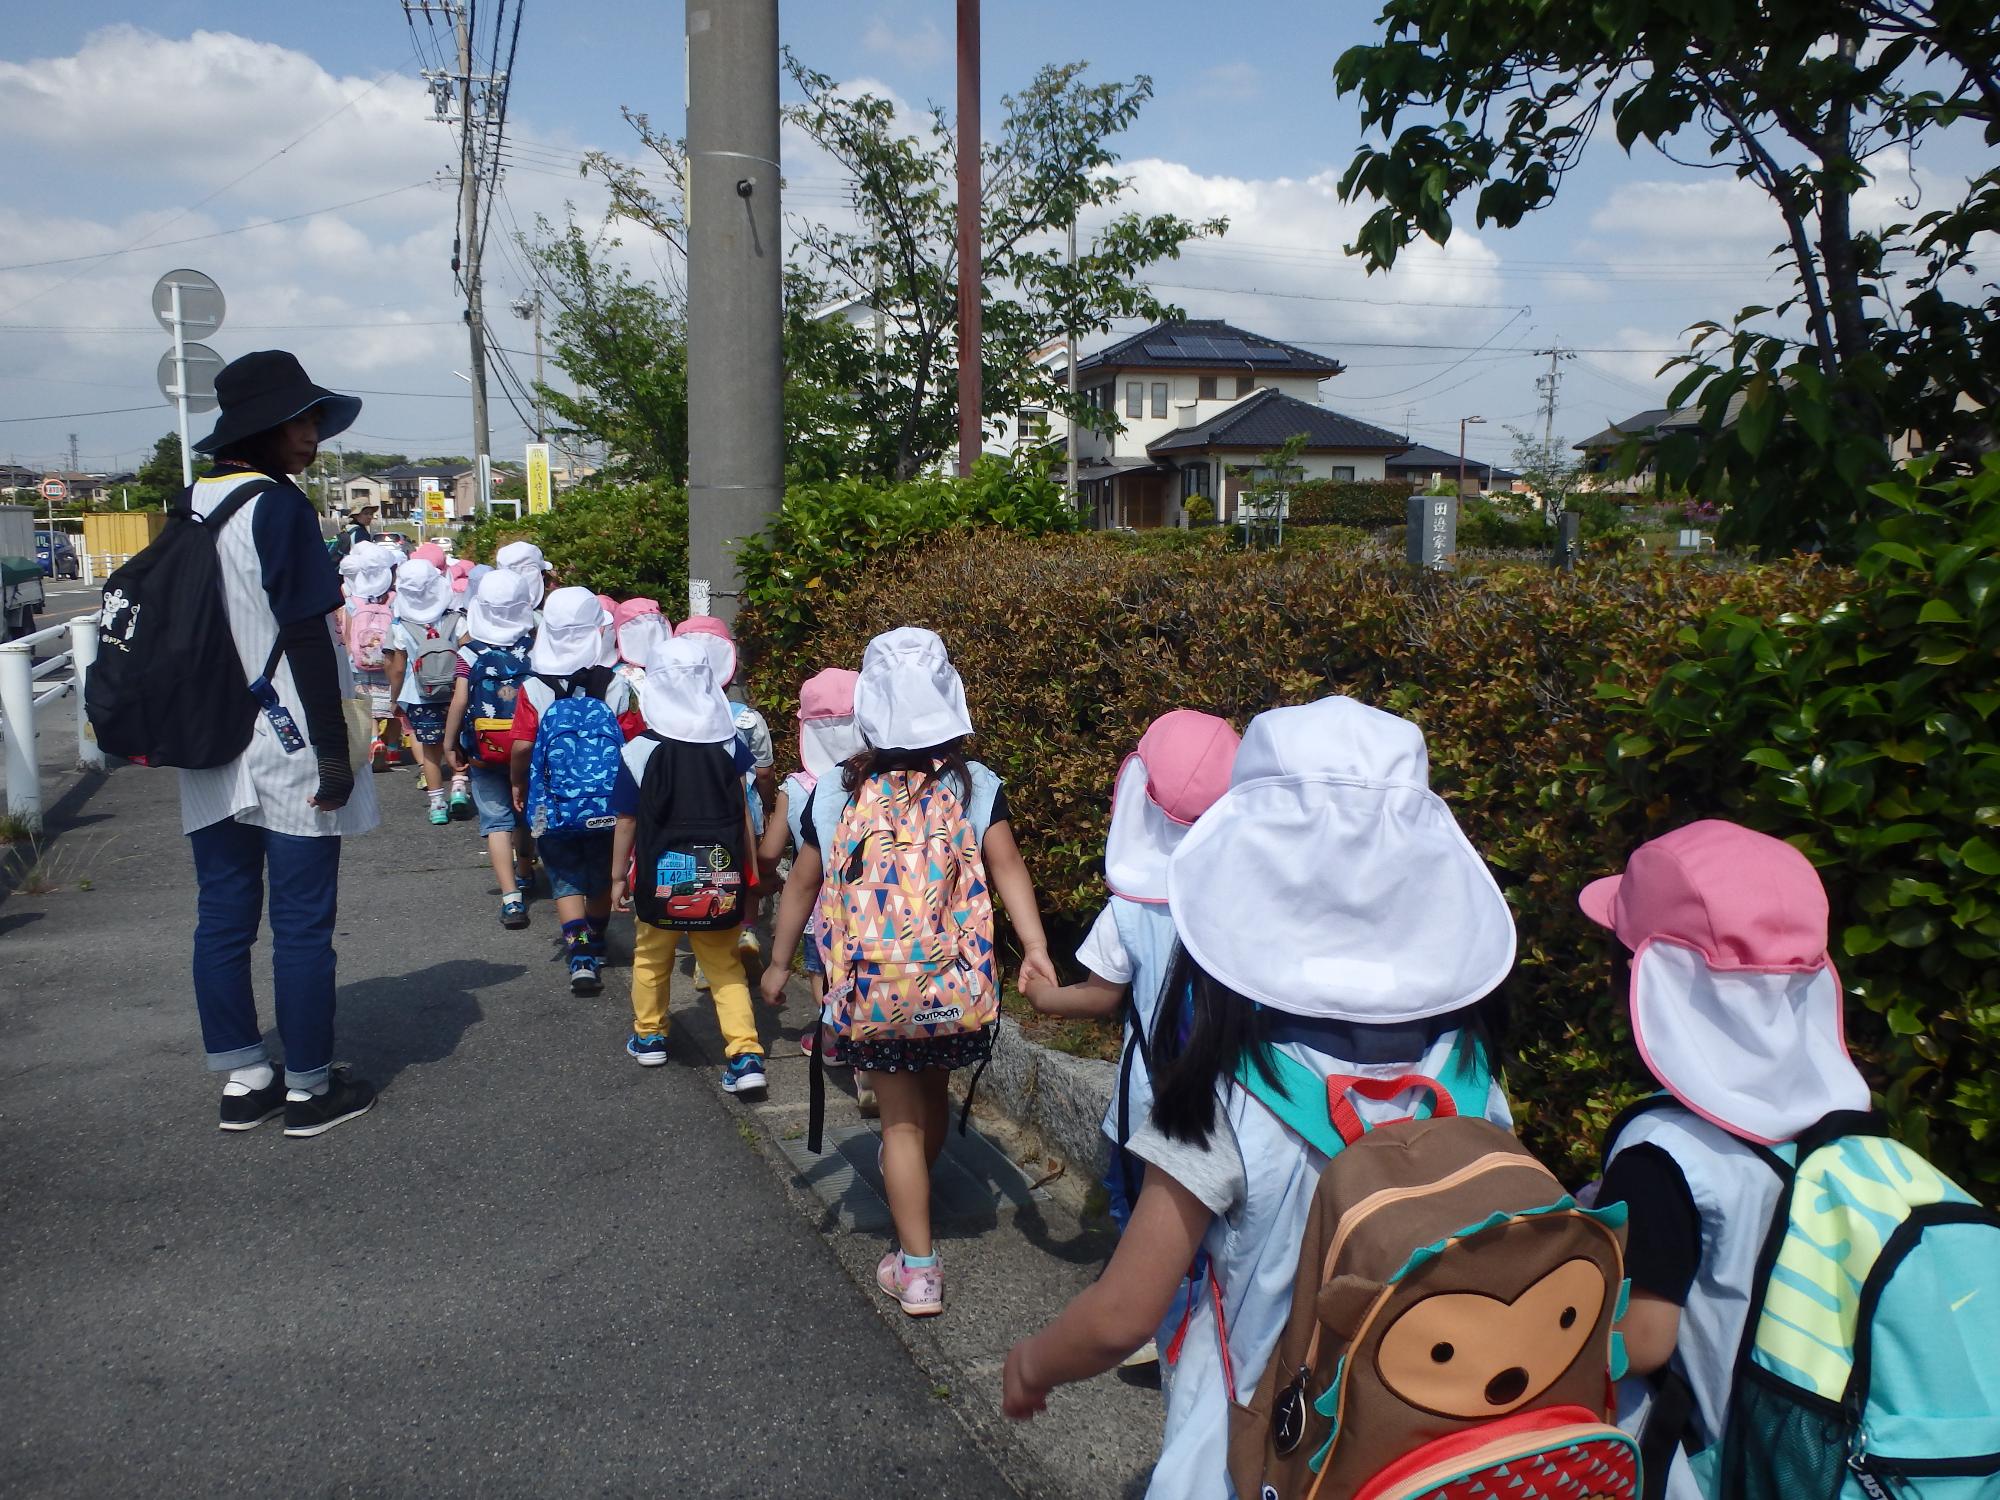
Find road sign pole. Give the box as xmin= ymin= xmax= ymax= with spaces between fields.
xmin=170 ymin=281 xmax=193 ymax=486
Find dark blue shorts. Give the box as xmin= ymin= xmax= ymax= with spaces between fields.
xmin=537 ymin=829 xmax=615 ymax=900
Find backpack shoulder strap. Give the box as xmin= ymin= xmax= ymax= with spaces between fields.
xmin=191 ymin=476 xmax=280 ymax=532
xmin=1234 ymin=1031 xmax=1490 ymax=1160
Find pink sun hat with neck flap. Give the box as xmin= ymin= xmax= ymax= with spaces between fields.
xmin=798 ymin=667 xmax=863 ymax=784
xmin=1579 ymin=819 xmax=1869 ymax=1145
xmin=1104 ymin=710 xmax=1240 ymax=904
xmin=674 ymin=615 xmax=737 ymax=688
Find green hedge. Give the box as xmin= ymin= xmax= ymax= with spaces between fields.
xmin=1593 ymin=455 xmax=2000 ymax=1192
xmin=740 ymin=531 xmax=1857 ymax=1186
xmin=457 ymin=479 xmax=689 ymax=603
xmin=1287 ymin=477 xmax=1409 ymax=529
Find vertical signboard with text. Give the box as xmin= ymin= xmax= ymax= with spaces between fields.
xmin=526 ymin=443 xmax=552 ymax=516
xmin=419 ymin=476 xmax=449 ymax=527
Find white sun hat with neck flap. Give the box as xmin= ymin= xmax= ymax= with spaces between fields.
xmin=1166 ymin=696 xmax=1516 ymax=1023
xmin=392 ymin=557 xmax=448 ymax=627
xmin=639 ymin=636 xmax=736 ymax=744
xmin=495 ymin=539 xmax=551 ymax=607
xmin=852 ymin=626 xmax=974 ymax=751
xmin=532 ymin=585 xmax=612 ymax=677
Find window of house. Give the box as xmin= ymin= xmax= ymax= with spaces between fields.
xmin=1151 ymin=382 xmax=1169 ymax=418
xmin=1198 ymin=375 xmax=1218 ymax=400
xmin=1126 ymin=382 xmax=1144 ymax=418
xmin=1019 ymin=408 xmax=1049 ymax=439
xmin=1236 ymin=376 xmax=1256 ymax=397
xmin=1330 ymin=466 xmax=1356 ymax=481
xmin=1179 ymin=463 xmax=1212 ymax=500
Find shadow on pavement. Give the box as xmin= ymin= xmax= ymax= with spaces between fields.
xmin=335 ymin=957 xmax=520 ymax=1088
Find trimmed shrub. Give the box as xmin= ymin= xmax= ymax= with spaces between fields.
xmin=1287 ymin=477 xmax=1409 ymax=529
xmin=736 ymin=457 xmax=1080 ymax=643
xmin=739 ymin=531 xmax=1852 ymax=1185
xmin=458 ymin=480 xmax=689 ymax=603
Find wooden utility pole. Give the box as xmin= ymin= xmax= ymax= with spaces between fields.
xmin=955 ymin=0 xmax=981 ymax=475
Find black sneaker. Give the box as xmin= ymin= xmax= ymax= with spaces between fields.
xmin=218 ymin=1078 xmax=286 ymax=1132
xmin=283 ymin=1068 xmax=377 ymax=1138
xmin=500 ymin=894 xmax=529 ymax=930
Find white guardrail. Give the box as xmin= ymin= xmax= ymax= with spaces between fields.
xmin=0 ymin=616 xmax=105 ymax=832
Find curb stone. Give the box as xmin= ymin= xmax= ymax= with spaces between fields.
xmin=955 ymin=1015 xmax=1118 ymax=1195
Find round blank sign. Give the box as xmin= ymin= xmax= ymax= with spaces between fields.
xmin=157 ymin=341 xmax=226 ymax=413
xmin=151 ymin=268 xmax=226 ymax=336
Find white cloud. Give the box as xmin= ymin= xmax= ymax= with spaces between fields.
xmin=1196 ymin=62 xmax=1260 ymax=102
xmin=0 ymin=26 xmax=616 ymax=468
xmin=861 ymin=16 xmax=948 ymax=71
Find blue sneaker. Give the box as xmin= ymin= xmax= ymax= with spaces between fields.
xmin=626 ymin=1033 xmax=668 ymax=1067
xmin=722 ymin=1054 xmax=767 ymax=1098
xmin=568 ymin=949 xmax=603 ymax=997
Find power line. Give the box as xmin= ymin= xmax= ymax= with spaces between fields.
xmin=0 ymin=181 xmax=445 ymax=273
xmin=0 ymin=404 xmax=163 ymax=425
xmin=0 ymin=64 xmax=408 ymax=318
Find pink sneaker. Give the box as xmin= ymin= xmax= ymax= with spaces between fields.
xmin=876 ymin=1249 xmax=943 ymax=1317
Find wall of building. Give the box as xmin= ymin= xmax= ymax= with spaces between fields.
xmin=1064 ymin=371 xmax=1329 ymax=461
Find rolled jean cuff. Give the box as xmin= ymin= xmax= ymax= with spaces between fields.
xmin=205 ymin=1040 xmax=271 ymax=1074
xmin=284 ymin=1061 xmax=331 ymax=1092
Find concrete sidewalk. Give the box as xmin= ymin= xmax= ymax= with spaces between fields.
xmin=0 ymin=756 xmax=1159 ymax=1497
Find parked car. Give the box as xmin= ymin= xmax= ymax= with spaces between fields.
xmin=375 ymin=531 xmax=414 ymax=555
xmin=35 ymin=530 xmax=79 ymax=579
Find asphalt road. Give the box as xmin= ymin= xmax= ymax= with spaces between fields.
xmin=0 ymin=761 xmax=1019 ymax=1498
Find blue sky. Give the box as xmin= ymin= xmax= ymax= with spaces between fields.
xmin=0 ymin=3 xmax=1967 ymax=476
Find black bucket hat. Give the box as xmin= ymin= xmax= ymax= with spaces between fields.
xmin=192 ymin=349 xmax=362 ymax=454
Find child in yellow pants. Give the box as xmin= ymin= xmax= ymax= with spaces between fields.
xmin=628 ymin=925 xmax=761 ymax=1064
xmin=609 ymin=636 xmax=769 ymax=1099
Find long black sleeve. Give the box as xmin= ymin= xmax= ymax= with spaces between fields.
xmin=279 ymin=616 xmax=353 ymax=810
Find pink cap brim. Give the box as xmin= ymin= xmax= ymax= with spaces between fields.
xmin=1578 ymin=875 xmax=1621 ymax=931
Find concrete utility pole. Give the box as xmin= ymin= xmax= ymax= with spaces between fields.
xmin=955 ymin=0 xmax=981 ymax=476
xmin=684 ymin=0 xmax=783 ymax=623
xmin=410 ymin=0 xmax=503 ymax=515
xmin=454 ymin=6 xmax=492 ymax=514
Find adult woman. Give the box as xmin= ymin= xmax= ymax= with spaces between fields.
xmin=180 ymin=350 xmax=379 ymax=1138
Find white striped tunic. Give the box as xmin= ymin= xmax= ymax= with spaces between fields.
xmin=176 ymin=471 xmax=380 ymax=839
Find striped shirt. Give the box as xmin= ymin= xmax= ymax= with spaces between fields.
xmin=176 ymin=471 xmax=381 ymax=839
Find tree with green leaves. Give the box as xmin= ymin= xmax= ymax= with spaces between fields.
xmin=521 ymin=218 xmax=690 ymax=485
xmin=129 ymin=433 xmax=188 ymax=511
xmin=1238 ymin=432 xmax=1310 ymax=549
xmin=784 ymin=58 xmax=1226 ymax=479
xmin=1333 ymin=1 xmax=1999 ymax=557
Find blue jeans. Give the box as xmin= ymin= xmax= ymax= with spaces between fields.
xmin=188 ymin=818 xmax=342 ymax=1091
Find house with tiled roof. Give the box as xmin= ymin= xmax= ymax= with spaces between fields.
xmin=1066 ymin=319 xmax=1409 ymax=527
xmin=1384 ymin=442 xmax=1518 ymax=493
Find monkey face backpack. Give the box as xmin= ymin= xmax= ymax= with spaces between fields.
xmin=1226 ymin=1073 xmax=1640 ymax=1500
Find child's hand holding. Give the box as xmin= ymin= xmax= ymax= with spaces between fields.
xmin=1017 ymin=943 xmax=1058 ymax=995
xmin=610 ymin=877 xmax=630 ymax=913
xmin=758 ymin=964 xmax=788 ymax=1009
xmin=1001 ymin=1343 xmax=1049 ymax=1421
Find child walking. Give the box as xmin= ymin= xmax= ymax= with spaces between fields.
xmin=1000 ymin=697 xmax=1519 ymax=1499
xmin=1580 ymin=822 xmax=2000 ymax=1500
xmin=338 ymin=539 xmax=408 ymax=770
xmin=1023 ymin=709 xmax=1239 ymax=1233
xmin=676 ymin=615 xmax=775 ymax=963
xmin=754 ymin=668 xmax=867 ymax=1101
xmin=762 ymin=628 xmax=1057 ymax=1317
xmin=510 ymin=587 xmax=630 ymax=995
xmin=443 ymin=567 xmax=537 ymax=928
xmin=381 ymin=556 xmax=463 ymax=825
xmin=610 ymin=638 xmax=767 ymax=1093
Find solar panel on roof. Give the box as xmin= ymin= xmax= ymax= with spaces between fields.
xmin=1207 ymin=338 xmax=1252 ymax=359
xmin=1143 ymin=343 xmax=1178 ymax=357
xmin=1173 ymin=336 xmax=1219 ymax=358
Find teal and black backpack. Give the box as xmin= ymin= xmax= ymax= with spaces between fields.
xmin=1616 ymin=1100 xmax=2000 ymax=1499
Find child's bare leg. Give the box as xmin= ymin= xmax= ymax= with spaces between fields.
xmin=486 ymin=831 xmax=518 ymax=893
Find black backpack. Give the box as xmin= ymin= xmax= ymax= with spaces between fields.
xmin=87 ymin=480 xmax=280 ymax=768
xmin=631 ymin=733 xmax=749 ymax=932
